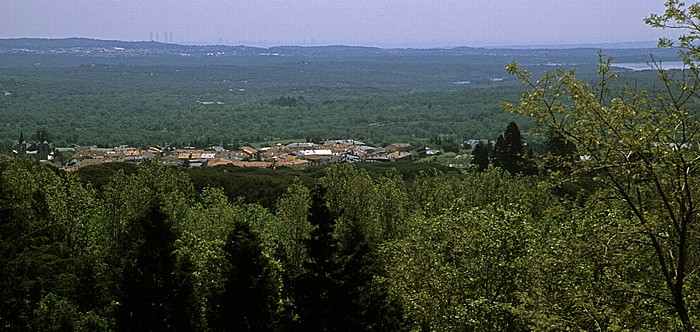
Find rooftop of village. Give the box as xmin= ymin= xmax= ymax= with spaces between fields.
xmin=18 ymin=138 xmax=425 ymax=171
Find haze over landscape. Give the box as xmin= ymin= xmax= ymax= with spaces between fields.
xmin=1 ymin=0 xmax=678 ymax=47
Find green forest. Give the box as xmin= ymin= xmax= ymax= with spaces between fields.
xmin=0 ymin=38 xmax=677 ymax=150
xmin=0 ymin=155 xmax=687 ymax=331
xmin=5 ymin=2 xmax=700 ymax=331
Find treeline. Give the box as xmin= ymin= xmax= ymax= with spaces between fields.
xmin=0 ymin=155 xmax=691 ymax=331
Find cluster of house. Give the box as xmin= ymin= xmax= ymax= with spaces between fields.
xmin=55 ymin=139 xmax=420 ymax=171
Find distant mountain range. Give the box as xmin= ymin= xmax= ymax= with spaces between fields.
xmin=0 ymin=37 xmax=664 ymax=50
xmin=0 ymin=38 xmax=682 ymax=68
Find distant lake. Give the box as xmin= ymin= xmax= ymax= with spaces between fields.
xmin=612 ymin=61 xmax=685 ymax=71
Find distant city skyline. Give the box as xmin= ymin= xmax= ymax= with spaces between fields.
xmin=1 ymin=0 xmax=680 ymax=48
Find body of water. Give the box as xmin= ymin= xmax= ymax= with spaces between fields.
xmin=612 ymin=61 xmax=685 ymax=71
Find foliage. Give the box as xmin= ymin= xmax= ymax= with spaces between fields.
xmin=491 ymin=121 xmax=537 ymax=175
xmin=4 ymin=150 xmax=700 ymax=330
xmin=385 ymin=206 xmax=533 ymax=331
xmin=0 ymin=157 xmax=96 ymax=330
xmin=503 ymin=3 xmax=700 ymax=328
xmin=517 ymin=196 xmax=676 ymax=330
xmin=275 ymin=179 xmax=315 ymax=278
xmin=270 ymin=96 xmax=305 ymax=107
xmin=186 ymin=165 xmax=314 ymax=209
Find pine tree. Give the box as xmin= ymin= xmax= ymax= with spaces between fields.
xmin=492 ymin=134 xmax=507 ymax=170
xmin=504 ymin=122 xmax=523 ymax=156
xmin=213 ymin=221 xmax=277 ymax=332
xmin=291 ymin=185 xmax=406 ymax=331
xmin=503 ymin=122 xmax=525 ymax=174
xmin=115 ymin=205 xmax=183 ymax=331
xmin=545 ymin=128 xmax=576 ymax=173
xmin=493 ymin=122 xmax=532 ymax=175
xmin=471 ymin=141 xmax=490 ymax=172
xmin=290 ymin=187 xmax=337 ymax=331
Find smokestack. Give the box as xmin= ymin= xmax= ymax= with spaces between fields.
xmin=150 ymin=32 xmax=153 ymax=41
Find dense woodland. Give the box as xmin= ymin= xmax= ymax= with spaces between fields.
xmin=0 ymin=154 xmax=685 ymax=331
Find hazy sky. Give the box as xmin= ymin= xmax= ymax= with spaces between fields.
xmin=0 ymin=0 xmax=677 ymax=47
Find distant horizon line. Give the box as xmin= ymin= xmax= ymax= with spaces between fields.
xmin=0 ymin=36 xmax=664 ymax=50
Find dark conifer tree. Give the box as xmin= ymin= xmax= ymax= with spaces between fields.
xmin=504 ymin=122 xmax=524 ymax=157
xmin=471 ymin=141 xmax=490 ymax=171
xmin=75 ymin=261 xmax=105 ymax=313
xmin=545 ymin=128 xmax=577 ymax=173
xmin=115 ymin=205 xmax=185 ymax=332
xmin=290 ymin=187 xmax=337 ymax=331
xmin=493 ymin=122 xmax=534 ymax=175
xmin=171 ymin=255 xmax=202 ymax=331
xmin=503 ymin=122 xmax=525 ymax=174
xmin=291 ymin=186 xmax=406 ymax=331
xmin=329 ymin=222 xmax=406 ymax=332
xmin=492 ymin=134 xmax=508 ymax=170
xmin=545 ymin=129 xmax=574 ymax=156
xmin=523 ymin=147 xmax=539 ymax=175
xmin=213 ymin=221 xmax=277 ymax=332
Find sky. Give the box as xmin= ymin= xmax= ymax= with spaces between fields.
xmin=0 ymin=0 xmax=678 ymax=48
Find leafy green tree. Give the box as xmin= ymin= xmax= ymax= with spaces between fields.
xmin=320 ymin=165 xmax=381 ymax=245
xmin=386 ymin=168 xmax=556 ymax=330
xmin=294 ymin=167 xmax=412 ymax=331
xmin=177 ymin=186 xmax=280 ymax=329
xmin=0 ymin=157 xmax=87 ymax=330
xmin=32 ymin=293 xmax=79 ymax=332
xmin=373 ymin=169 xmax=410 ymax=241
xmin=504 ymin=6 xmax=700 ymax=326
xmin=287 ymin=183 xmax=405 ymax=331
xmin=34 ymin=294 xmax=108 ymax=332
xmin=275 ymin=179 xmax=315 ymax=278
xmin=171 ymin=254 xmax=202 ymax=331
xmin=75 ymin=311 xmax=109 ymax=332
xmin=517 ymin=196 xmax=674 ymax=330
xmin=384 ymin=205 xmax=533 ymax=331
xmin=99 ymin=160 xmax=195 ymax=326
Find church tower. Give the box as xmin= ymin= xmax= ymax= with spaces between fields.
xmin=36 ymin=130 xmax=50 ymax=161
xmin=14 ymin=131 xmax=27 ymax=157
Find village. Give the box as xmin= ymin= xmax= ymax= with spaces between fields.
xmin=62 ymin=140 xmax=426 ymax=171
xmin=11 ymin=133 xmax=439 ymax=171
